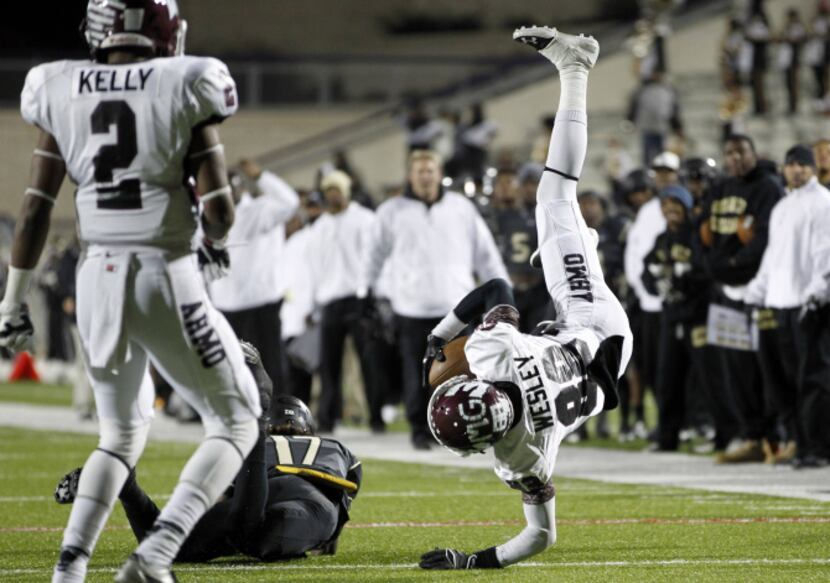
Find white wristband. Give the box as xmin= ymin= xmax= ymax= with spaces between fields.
xmin=25 ymin=187 xmax=56 ymax=205
xmin=431 ymin=310 xmax=466 ymax=341
xmin=2 ymin=266 xmax=34 ymax=305
xmin=33 ymin=148 xmax=64 ymax=162
xmin=200 ymin=185 xmax=232 ymax=202
xmin=188 ymin=143 xmax=224 ymax=159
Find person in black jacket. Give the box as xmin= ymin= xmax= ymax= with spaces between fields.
xmin=643 ymin=185 xmax=711 ymax=451
xmin=703 ymin=134 xmax=782 ymax=463
xmin=681 ymin=158 xmax=740 ymax=452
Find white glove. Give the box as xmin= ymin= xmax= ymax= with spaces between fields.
xmin=0 ymin=302 xmax=34 ymax=353
xmin=196 ymin=237 xmax=230 ymax=283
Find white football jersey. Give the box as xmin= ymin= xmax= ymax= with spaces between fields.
xmin=465 ymin=322 xmax=603 ymax=489
xmin=20 ymin=56 xmax=238 ymax=253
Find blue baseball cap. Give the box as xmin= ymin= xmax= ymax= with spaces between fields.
xmin=659 ymin=184 xmax=693 ymax=210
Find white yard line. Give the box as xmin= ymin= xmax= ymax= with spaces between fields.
xmin=2 ymin=557 xmax=830 ymax=576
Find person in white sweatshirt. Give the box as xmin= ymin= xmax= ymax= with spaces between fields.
xmin=306 ymin=171 xmax=383 ymax=433
xmin=746 ymin=144 xmax=830 ymax=468
xmin=360 ymin=149 xmax=509 ymax=449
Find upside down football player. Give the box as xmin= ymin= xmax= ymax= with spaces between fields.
xmin=418 ymin=27 xmax=633 ymax=570
xmin=55 ymin=343 xmax=362 ymax=563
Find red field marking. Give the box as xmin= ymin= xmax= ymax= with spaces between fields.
xmin=347 ymin=516 xmax=830 ymax=528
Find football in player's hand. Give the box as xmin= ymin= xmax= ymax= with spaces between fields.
xmin=428 ymin=336 xmax=471 ymax=390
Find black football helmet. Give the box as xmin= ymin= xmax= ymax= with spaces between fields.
xmin=83 ymin=0 xmax=187 ymax=62
xmin=622 ymin=168 xmax=654 ymax=196
xmin=428 ymin=376 xmax=514 ymax=457
xmin=269 ymin=395 xmax=315 ymax=436
xmin=681 ymin=157 xmax=718 ymax=183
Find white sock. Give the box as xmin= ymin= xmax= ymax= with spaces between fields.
xmin=545 ymin=67 xmax=589 ymax=180
xmin=545 ymin=110 xmax=587 ymax=179
xmin=557 ymin=67 xmax=589 ymax=113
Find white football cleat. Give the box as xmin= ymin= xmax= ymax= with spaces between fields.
xmin=114 ymin=554 xmax=177 ymax=583
xmin=513 ymin=26 xmax=600 ymax=70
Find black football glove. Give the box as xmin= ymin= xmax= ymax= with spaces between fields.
xmin=54 ymin=467 xmax=82 ymax=505
xmin=419 ymin=548 xmax=476 ymax=570
xmin=421 ymin=334 xmax=447 ymax=389
xmin=196 ymin=237 xmax=230 ymax=282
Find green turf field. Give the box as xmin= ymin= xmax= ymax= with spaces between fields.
xmin=1 ymin=426 xmax=829 ymax=582
xmin=0 ymin=381 xmax=73 ymax=407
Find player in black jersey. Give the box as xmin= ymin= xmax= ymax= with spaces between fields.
xmin=54 ymin=344 xmax=362 ymax=562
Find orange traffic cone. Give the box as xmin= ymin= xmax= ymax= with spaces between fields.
xmin=8 ymin=352 xmax=40 ymax=382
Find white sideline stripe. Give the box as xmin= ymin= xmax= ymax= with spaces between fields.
xmin=3 ymin=558 xmax=830 ymax=575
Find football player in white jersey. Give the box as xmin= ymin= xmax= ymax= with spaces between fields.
xmin=418 ymin=27 xmax=633 ymax=570
xmin=0 ymin=1 xmax=262 ymax=581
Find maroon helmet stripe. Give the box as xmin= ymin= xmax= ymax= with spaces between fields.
xmin=85 ymin=0 xmax=181 ymax=59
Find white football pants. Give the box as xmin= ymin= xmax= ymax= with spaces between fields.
xmin=75 ymin=247 xmax=260 ymax=434
xmin=536 ymin=110 xmax=633 ymax=377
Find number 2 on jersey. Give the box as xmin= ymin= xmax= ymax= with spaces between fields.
xmin=91 ymin=100 xmax=142 ymax=210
